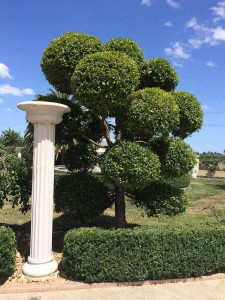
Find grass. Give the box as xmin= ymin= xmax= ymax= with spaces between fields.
xmin=1 ymin=178 xmax=225 ymax=229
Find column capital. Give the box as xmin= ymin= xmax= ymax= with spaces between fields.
xmin=17 ymin=101 xmax=71 ymax=124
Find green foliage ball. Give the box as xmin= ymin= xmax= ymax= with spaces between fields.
xmin=41 ymin=32 xmax=103 ymax=94
xmin=133 ymin=181 xmax=189 ymax=216
xmin=172 ymin=91 xmax=204 ymax=139
xmin=71 ymin=51 xmax=140 ymax=116
xmin=162 ymin=138 xmax=196 ymax=178
xmin=140 ymin=58 xmax=179 ymax=91
xmin=101 ymin=141 xmax=161 ymax=190
xmin=64 ymin=142 xmax=98 ymax=172
xmin=54 ymin=173 xmax=114 ymax=224
xmin=104 ymin=37 xmax=144 ymax=68
xmin=125 ymin=88 xmax=179 ymax=139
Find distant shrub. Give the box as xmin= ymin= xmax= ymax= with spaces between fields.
xmin=62 ymin=224 xmax=225 ymax=283
xmin=54 ymin=173 xmax=114 ymax=224
xmin=0 ymin=226 xmax=16 ymax=279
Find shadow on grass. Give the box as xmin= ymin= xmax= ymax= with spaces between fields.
xmin=0 ymin=213 xmax=140 ymax=262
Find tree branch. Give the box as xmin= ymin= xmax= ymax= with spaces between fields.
xmin=81 ymin=134 xmax=107 ymax=148
xmin=98 ymin=116 xmax=112 ymax=146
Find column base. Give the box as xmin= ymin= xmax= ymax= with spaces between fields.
xmin=22 ymin=259 xmax=58 ymax=278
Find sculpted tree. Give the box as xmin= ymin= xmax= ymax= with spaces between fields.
xmin=41 ymin=33 xmax=203 ymax=227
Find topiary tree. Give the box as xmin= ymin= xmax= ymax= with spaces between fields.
xmin=40 ymin=32 xmax=203 ymax=227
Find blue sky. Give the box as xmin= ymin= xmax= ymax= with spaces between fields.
xmin=0 ymin=0 xmax=225 ymax=153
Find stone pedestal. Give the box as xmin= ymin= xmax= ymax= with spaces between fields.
xmin=17 ymin=101 xmax=70 ymax=277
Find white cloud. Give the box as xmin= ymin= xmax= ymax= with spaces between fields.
xmin=213 ymin=26 xmax=225 ymax=41
xmin=211 ymin=1 xmax=225 ymax=22
xmin=201 ymin=104 xmax=211 ymax=110
xmin=141 ymin=0 xmax=151 ymax=6
xmin=186 ymin=17 xmax=225 ymax=48
xmin=6 ymin=107 xmax=12 ymax=112
xmin=165 ymin=41 xmax=190 ymax=60
xmin=0 ymin=84 xmax=35 ymax=97
xmin=206 ymin=61 xmax=216 ymax=67
xmin=0 ymin=98 xmax=3 ymax=104
xmin=0 ymin=63 xmax=12 ymax=79
xmin=165 ymin=0 xmax=180 ymax=9
xmin=164 ymin=21 xmax=173 ymax=27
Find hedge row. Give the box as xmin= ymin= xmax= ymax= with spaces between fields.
xmin=0 ymin=226 xmax=16 ymax=278
xmin=62 ymin=224 xmax=225 ymax=283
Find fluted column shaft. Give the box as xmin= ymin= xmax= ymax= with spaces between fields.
xmin=29 ymin=123 xmax=55 ymax=264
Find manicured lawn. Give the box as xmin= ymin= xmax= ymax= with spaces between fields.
xmin=1 ymin=178 xmax=225 ymax=229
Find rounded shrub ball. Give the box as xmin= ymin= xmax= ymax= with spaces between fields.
xmin=41 ymin=32 xmax=103 ymax=94
xmin=54 ymin=173 xmax=114 ymax=224
xmin=162 ymin=138 xmax=196 ymax=178
xmin=172 ymin=91 xmax=204 ymax=139
xmin=71 ymin=51 xmax=140 ymax=116
xmin=140 ymin=58 xmax=179 ymax=91
xmin=133 ymin=181 xmax=189 ymax=216
xmin=101 ymin=141 xmax=161 ymax=190
xmin=104 ymin=37 xmax=144 ymax=68
xmin=125 ymin=88 xmax=179 ymax=139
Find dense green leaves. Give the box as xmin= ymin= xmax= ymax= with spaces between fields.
xmin=41 ymin=32 xmax=103 ymax=94
xmin=0 ymin=152 xmax=31 ymax=212
xmin=54 ymin=173 xmax=114 ymax=224
xmin=172 ymin=91 xmax=204 ymax=138
xmin=124 ymin=88 xmax=179 ymax=139
xmin=101 ymin=141 xmax=161 ymax=190
xmin=140 ymin=58 xmax=179 ymax=91
xmin=64 ymin=142 xmax=98 ymax=172
xmin=133 ymin=181 xmax=189 ymax=216
xmin=71 ymin=51 xmax=140 ymax=116
xmin=0 ymin=227 xmax=16 ymax=279
xmin=162 ymin=138 xmax=196 ymax=178
xmin=104 ymin=37 xmax=144 ymax=68
xmin=62 ymin=225 xmax=225 ymax=282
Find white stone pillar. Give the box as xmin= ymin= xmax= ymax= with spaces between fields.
xmin=17 ymin=101 xmax=70 ymax=277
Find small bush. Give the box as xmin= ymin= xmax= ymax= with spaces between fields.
xmin=62 ymin=224 xmax=225 ymax=283
xmin=0 ymin=226 xmax=16 ymax=279
xmin=54 ymin=173 xmax=114 ymax=224
xmin=163 ymin=174 xmax=191 ymax=188
xmin=101 ymin=141 xmax=161 ymax=190
xmin=133 ymin=181 xmax=188 ymax=216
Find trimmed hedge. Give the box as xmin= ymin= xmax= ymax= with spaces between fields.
xmin=164 ymin=174 xmax=191 ymax=188
xmin=62 ymin=225 xmax=225 ymax=283
xmin=0 ymin=226 xmax=16 ymax=279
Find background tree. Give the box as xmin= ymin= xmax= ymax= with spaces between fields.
xmin=40 ymin=33 xmax=203 ymax=227
xmin=0 ymin=129 xmax=23 ymax=153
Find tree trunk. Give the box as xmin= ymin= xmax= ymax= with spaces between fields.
xmin=115 ymin=185 xmax=126 ymax=228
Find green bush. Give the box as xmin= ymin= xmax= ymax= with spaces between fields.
xmin=64 ymin=142 xmax=98 ymax=172
xmin=101 ymin=141 xmax=161 ymax=190
xmin=0 ymin=226 xmax=16 ymax=279
xmin=172 ymin=91 xmax=204 ymax=139
xmin=163 ymin=174 xmax=191 ymax=188
xmin=125 ymin=88 xmax=179 ymax=139
xmin=41 ymin=32 xmax=103 ymax=94
xmin=104 ymin=37 xmax=144 ymax=68
xmin=162 ymin=138 xmax=196 ymax=178
xmin=54 ymin=173 xmax=114 ymax=224
xmin=0 ymin=152 xmax=32 ymax=212
xmin=133 ymin=181 xmax=188 ymax=216
xmin=140 ymin=58 xmax=179 ymax=91
xmin=62 ymin=224 xmax=225 ymax=283
xmin=71 ymin=51 xmax=140 ymax=116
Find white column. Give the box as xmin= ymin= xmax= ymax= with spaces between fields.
xmin=17 ymin=101 xmax=70 ymax=277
